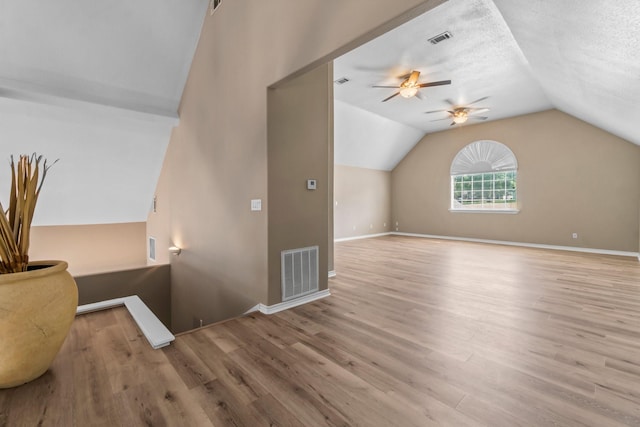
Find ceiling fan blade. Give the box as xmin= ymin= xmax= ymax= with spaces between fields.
xmin=471 ymin=116 xmax=489 ymax=120
xmin=450 ymin=122 xmax=456 ymax=126
xmin=424 ymin=109 xmax=449 ymax=114
xmin=418 ymin=80 xmax=451 ymax=88
xmin=372 ymin=85 xmax=400 ymax=88
xmin=444 ymin=98 xmax=457 ymax=106
xmin=467 ymin=108 xmax=490 ymax=115
xmin=415 ymin=92 xmax=424 ymax=100
xmin=467 ymin=96 xmax=489 ymax=106
xmin=430 ymin=117 xmax=452 ymax=122
xmin=408 ymin=70 xmax=421 ymax=85
xmin=382 ymin=92 xmax=400 ymax=102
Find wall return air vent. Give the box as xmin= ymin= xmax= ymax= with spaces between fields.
xmin=428 ymin=31 xmax=453 ymax=45
xmin=281 ymin=246 xmax=319 ymax=301
xmin=334 ymin=77 xmax=350 ymax=85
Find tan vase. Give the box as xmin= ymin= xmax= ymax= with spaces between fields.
xmin=0 ymin=260 xmax=78 ymax=388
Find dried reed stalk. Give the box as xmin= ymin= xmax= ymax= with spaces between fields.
xmin=0 ymin=154 xmax=56 ymax=274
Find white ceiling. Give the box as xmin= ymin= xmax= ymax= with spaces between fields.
xmin=0 ymin=0 xmax=207 ymax=225
xmin=334 ymin=100 xmax=424 ymax=171
xmin=334 ymin=0 xmax=640 ymax=169
xmin=1 ymin=0 xmax=639 ymax=223
xmin=494 ymin=0 xmax=640 ymax=145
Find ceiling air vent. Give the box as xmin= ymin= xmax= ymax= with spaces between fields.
xmin=428 ymin=31 xmax=453 ymax=45
xmin=334 ymin=77 xmax=350 ymax=85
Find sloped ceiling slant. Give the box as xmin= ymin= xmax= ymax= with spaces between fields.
xmin=0 ymin=0 xmax=208 ymax=225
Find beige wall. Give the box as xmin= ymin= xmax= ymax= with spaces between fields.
xmin=75 ymin=265 xmax=171 ymax=328
xmin=30 ymin=223 xmax=147 ymax=276
xmin=267 ymin=64 xmax=332 ymax=305
xmin=335 ymin=165 xmax=391 ymax=240
xmin=146 ymin=129 xmax=174 ymax=267
xmin=147 ymin=0 xmax=446 ymax=332
xmin=392 ymin=109 xmax=640 ymax=252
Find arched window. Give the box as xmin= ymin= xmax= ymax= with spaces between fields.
xmin=450 ymin=140 xmax=518 ymax=212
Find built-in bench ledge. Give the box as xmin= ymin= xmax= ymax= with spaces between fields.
xmin=76 ymin=295 xmax=175 ymax=349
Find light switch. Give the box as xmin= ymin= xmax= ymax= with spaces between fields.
xmin=251 ymin=199 xmax=262 ymax=211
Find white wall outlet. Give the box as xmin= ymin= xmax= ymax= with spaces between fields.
xmin=572 ymin=232 xmax=578 ymax=239
xmin=251 ymin=199 xmax=262 ymax=211
xmin=307 ymin=179 xmax=317 ymax=190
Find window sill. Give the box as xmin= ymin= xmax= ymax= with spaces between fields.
xmin=449 ymin=209 xmax=519 ymax=214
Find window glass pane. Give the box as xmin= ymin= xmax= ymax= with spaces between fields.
xmin=450 ymin=168 xmax=517 ymax=211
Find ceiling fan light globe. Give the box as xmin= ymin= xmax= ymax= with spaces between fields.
xmin=399 ymin=86 xmax=418 ymax=98
xmin=452 ymin=112 xmax=468 ymax=124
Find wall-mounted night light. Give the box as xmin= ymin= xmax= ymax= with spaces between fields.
xmin=168 ymin=246 xmax=182 ymax=256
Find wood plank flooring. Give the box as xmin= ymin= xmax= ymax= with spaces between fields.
xmin=3 ymin=235 xmax=640 ymax=426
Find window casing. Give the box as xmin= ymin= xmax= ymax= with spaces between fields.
xmin=450 ymin=140 xmax=518 ymax=212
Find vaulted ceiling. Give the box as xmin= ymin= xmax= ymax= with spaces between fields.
xmin=1 ymin=0 xmax=638 ymax=223
xmin=334 ymin=0 xmax=640 ymax=170
xmin=0 ymin=0 xmax=207 ymax=225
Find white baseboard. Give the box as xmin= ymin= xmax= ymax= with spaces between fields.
xmin=334 ymin=232 xmax=392 ymax=243
xmin=391 ymin=232 xmax=639 ymax=258
xmin=77 ymin=296 xmax=175 ymax=349
xmin=328 ymin=270 xmax=336 ymax=278
xmin=245 ymin=289 xmax=331 ymax=315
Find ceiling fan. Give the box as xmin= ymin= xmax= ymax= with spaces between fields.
xmin=425 ymin=97 xmax=490 ymax=125
xmin=373 ymin=70 xmax=451 ymax=102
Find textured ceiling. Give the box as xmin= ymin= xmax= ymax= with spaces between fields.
xmin=1 ymin=0 xmax=638 ymax=223
xmin=333 ymin=0 xmax=553 ymax=133
xmin=334 ymin=0 xmax=640 ymax=169
xmin=494 ymin=0 xmax=640 ymax=146
xmin=0 ymin=0 xmax=208 ymax=225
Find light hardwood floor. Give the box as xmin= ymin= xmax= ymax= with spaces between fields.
xmin=2 ymin=235 xmax=640 ymax=426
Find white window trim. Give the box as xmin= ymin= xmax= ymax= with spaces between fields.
xmin=449 ymin=208 xmax=519 ymax=214
xmin=450 ymin=140 xmax=518 ymax=213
